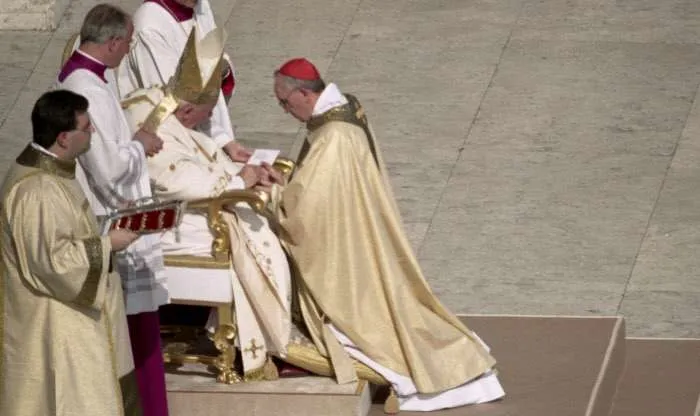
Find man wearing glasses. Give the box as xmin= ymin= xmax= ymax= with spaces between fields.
xmin=263 ymin=58 xmax=505 ymax=413
xmin=55 ymin=4 xmax=170 ymax=416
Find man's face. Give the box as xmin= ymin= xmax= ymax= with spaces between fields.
xmin=176 ymin=102 xmax=216 ymax=129
xmin=68 ymin=112 xmax=94 ymax=155
xmin=109 ymin=21 xmax=134 ymax=68
xmin=274 ymin=76 xmax=312 ymax=122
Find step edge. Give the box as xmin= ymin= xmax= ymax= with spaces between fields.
xmin=459 ymin=313 xmax=623 ymax=320
xmin=585 ymin=317 xmax=626 ymax=416
xmin=626 ymin=336 xmax=700 ymax=342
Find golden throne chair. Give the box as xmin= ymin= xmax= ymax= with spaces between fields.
xmin=158 ymin=158 xmax=399 ymax=412
xmin=161 ymin=157 xmax=296 ymax=384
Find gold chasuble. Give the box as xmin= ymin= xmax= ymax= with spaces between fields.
xmin=0 ymin=145 xmax=141 ymax=416
xmin=271 ymin=96 xmax=496 ymax=394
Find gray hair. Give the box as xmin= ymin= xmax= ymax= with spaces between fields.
xmin=274 ymin=72 xmax=326 ymax=93
xmin=80 ymin=4 xmax=130 ymax=45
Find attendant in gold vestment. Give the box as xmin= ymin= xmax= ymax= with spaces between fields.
xmin=0 ymin=90 xmax=142 ymax=416
xmin=264 ymin=59 xmax=505 ymax=412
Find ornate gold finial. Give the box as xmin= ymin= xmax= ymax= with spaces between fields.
xmin=169 ymin=27 xmax=226 ymax=105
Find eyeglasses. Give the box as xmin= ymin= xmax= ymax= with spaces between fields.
xmin=277 ymin=88 xmax=299 ymax=108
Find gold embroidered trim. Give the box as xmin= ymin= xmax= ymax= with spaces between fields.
xmin=15 ymin=145 xmax=76 ymax=179
xmin=303 ymin=95 xmax=379 ymax=168
xmin=0 ymin=218 xmax=6 ymax=389
xmin=212 ymin=175 xmax=229 ymax=197
xmin=121 ymin=93 xmax=156 ymax=110
xmin=103 ymin=302 xmax=125 ymax=416
xmin=305 ymin=94 xmax=366 ymax=133
xmin=243 ymin=355 xmax=279 ymax=381
xmin=142 ymin=92 xmax=179 ymax=134
xmin=74 ymin=236 xmax=103 ymax=306
xmin=163 ymin=254 xmax=229 ymax=269
xmin=119 ymin=369 xmax=143 ymax=416
xmin=284 ymin=342 xmax=388 ymax=386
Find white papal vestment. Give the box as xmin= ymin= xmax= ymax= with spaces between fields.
xmin=122 ymin=88 xmax=291 ymax=376
xmin=120 ymin=0 xmax=235 ymax=148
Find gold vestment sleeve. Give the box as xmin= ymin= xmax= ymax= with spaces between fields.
xmin=74 ymin=236 xmax=104 ymax=307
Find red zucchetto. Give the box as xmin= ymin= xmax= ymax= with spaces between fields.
xmin=277 ymin=58 xmax=321 ymax=81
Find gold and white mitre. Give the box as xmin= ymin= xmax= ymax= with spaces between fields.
xmin=121 ymin=26 xmax=227 ymax=133
xmin=169 ymin=26 xmax=226 ymax=106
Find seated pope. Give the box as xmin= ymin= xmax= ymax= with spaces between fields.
xmin=121 ymin=28 xmax=292 ymax=379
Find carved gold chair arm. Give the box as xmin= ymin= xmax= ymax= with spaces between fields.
xmin=273 ymin=157 xmax=296 ymax=181
xmin=184 ymin=189 xmax=269 ymax=262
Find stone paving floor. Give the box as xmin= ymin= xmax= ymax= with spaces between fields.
xmin=0 ymin=0 xmax=698 ymax=337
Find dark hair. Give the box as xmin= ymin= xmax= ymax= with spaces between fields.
xmin=31 ymin=90 xmax=89 ymax=148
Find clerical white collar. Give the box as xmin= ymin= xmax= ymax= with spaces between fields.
xmin=312 ymin=83 xmax=348 ymax=116
xmin=30 ymin=142 xmax=59 ymax=158
xmin=76 ymin=49 xmax=107 ymax=66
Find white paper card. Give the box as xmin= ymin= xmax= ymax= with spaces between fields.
xmin=247 ymin=149 xmax=280 ymax=166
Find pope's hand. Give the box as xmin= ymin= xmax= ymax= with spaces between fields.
xmin=254 ymin=184 xmax=272 ymax=193
xmin=223 ymin=141 xmax=252 ymax=163
xmin=133 ymin=129 xmax=164 ymax=157
xmin=238 ymin=165 xmax=263 ymax=188
xmin=260 ymin=162 xmax=284 ymax=186
xmin=108 ymin=229 xmax=140 ymax=252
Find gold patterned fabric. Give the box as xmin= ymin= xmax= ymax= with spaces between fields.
xmin=136 ymin=27 xmax=226 ymax=135
xmin=169 ymin=27 xmax=225 ymax=106
xmin=0 ymin=145 xmax=140 ymax=415
xmin=270 ymin=106 xmax=496 ymax=394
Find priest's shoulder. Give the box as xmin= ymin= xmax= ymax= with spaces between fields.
xmin=314 ymin=120 xmax=367 ymax=146
xmin=133 ymin=2 xmax=176 ymax=29
xmin=2 ymin=172 xmax=66 ymax=209
xmin=62 ymin=81 xmax=122 ymax=117
xmin=59 ymin=72 xmax=110 ymax=95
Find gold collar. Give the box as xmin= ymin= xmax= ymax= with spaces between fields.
xmin=306 ymin=94 xmax=366 ymax=134
xmin=300 ymin=94 xmax=380 ymax=169
xmin=16 ymin=145 xmax=76 ymax=179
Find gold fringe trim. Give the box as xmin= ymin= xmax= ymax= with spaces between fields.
xmin=244 ymin=356 xmax=279 ymax=382
xmin=284 ymin=342 xmax=389 ymax=386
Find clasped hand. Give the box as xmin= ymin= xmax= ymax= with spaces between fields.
xmin=133 ymin=129 xmax=164 ymax=157
xmin=238 ymin=162 xmax=284 ymax=190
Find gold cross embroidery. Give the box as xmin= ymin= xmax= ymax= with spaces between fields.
xmin=244 ymin=339 xmax=263 ymax=359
